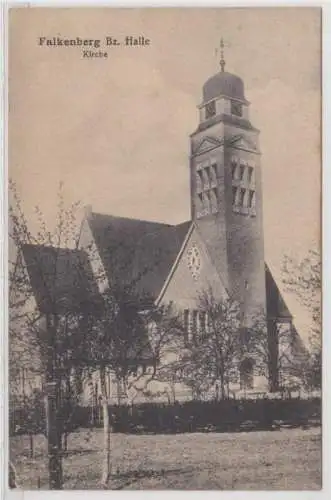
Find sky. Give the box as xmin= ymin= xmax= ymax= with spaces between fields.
xmin=8 ymin=7 xmax=321 ymax=339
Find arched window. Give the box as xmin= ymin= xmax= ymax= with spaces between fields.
xmin=240 ymin=358 xmax=254 ymax=390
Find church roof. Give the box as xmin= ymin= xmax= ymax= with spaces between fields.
xmin=21 ymin=244 xmax=99 ymax=314
xmin=21 ymin=243 xmax=154 ymax=364
xmin=265 ymin=264 xmax=293 ymax=321
xmin=20 ymin=218 xmax=293 ymax=328
xmin=87 ymin=212 xmax=191 ymax=302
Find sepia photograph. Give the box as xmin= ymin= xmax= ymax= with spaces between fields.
xmin=7 ymin=6 xmax=321 ymax=490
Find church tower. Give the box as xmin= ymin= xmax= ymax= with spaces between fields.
xmin=190 ymin=40 xmax=267 ymax=327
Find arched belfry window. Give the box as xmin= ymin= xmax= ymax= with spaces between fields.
xmin=205 ymin=100 xmax=216 ymax=119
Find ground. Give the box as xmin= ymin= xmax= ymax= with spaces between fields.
xmin=10 ymin=427 xmax=321 ymax=490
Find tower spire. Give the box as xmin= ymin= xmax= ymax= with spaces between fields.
xmin=220 ymin=38 xmax=225 ymax=72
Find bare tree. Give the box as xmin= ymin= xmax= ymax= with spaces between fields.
xmin=9 ymin=180 xmax=89 ymax=489
xmin=130 ymin=303 xmax=186 ymax=403
xmin=283 ymin=250 xmax=321 ymax=331
xmin=175 ymin=349 xmax=213 ymax=401
xmin=9 ymin=180 xmax=187 ymax=488
xmin=174 ymin=288 xmax=242 ymax=400
xmin=282 ymin=250 xmax=321 ymax=391
xmin=246 ymin=312 xmax=297 ymax=392
xmin=79 ymin=292 xmax=184 ymax=486
xmin=75 ymin=284 xmax=145 ymax=487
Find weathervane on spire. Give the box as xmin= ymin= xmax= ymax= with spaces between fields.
xmin=220 ymin=38 xmax=226 ymax=72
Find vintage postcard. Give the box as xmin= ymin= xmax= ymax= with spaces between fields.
xmin=7 ymin=6 xmax=322 ymax=491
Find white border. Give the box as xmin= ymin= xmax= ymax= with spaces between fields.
xmin=322 ymin=3 xmax=329 ymax=499
xmin=1 ymin=2 xmax=9 ymax=500
xmin=1 ymin=1 xmax=328 ymax=499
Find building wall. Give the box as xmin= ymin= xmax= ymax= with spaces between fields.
xmin=190 ymin=121 xmax=226 ymax=220
xmin=186 ymin=99 xmax=269 ymax=394
xmin=189 ymin=117 xmax=267 ymax=327
xmin=160 ymin=225 xmax=227 ymax=308
xmin=9 ymin=250 xmax=43 ymax=400
xmin=190 ymin=122 xmax=229 ymax=290
xmin=109 ymin=225 xmax=229 ymax=405
xmin=224 ymin=127 xmax=267 ymax=326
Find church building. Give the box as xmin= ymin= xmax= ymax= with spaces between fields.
xmin=75 ymin=48 xmax=293 ymax=401
xmin=15 ymin=46 xmax=296 ymax=404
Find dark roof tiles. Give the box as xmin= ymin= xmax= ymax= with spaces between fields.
xmin=21 ymin=244 xmax=99 ymax=314
xmin=265 ymin=264 xmax=292 ymax=320
xmin=88 ymin=212 xmax=191 ymax=300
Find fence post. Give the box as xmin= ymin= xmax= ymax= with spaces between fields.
xmin=9 ymin=461 xmax=18 ymax=488
xmin=45 ymin=381 xmax=63 ymax=489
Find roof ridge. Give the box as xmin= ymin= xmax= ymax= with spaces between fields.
xmin=175 ymin=220 xmax=191 ymax=228
xmin=135 ymin=220 xmax=190 ymax=247
xmin=91 ymin=211 xmax=174 ymax=227
xmin=22 ymin=243 xmax=88 ymax=256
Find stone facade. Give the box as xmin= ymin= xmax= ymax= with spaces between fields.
xmin=190 ymin=76 xmax=266 ymax=329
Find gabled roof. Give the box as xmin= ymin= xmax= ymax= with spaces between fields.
xmin=88 ymin=212 xmax=191 ymax=301
xmin=21 ymin=243 xmax=154 ymax=364
xmin=21 ymin=244 xmax=99 ymax=314
xmin=265 ymin=264 xmax=292 ymax=321
xmin=21 ymin=224 xmax=294 ymax=337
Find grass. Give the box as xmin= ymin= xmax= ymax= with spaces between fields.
xmin=10 ymin=426 xmax=322 ymax=490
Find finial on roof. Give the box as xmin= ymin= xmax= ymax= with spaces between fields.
xmin=84 ymin=204 xmax=92 ymax=219
xmin=220 ymin=38 xmax=225 ymax=72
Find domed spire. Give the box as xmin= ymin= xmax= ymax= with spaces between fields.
xmin=219 ymin=38 xmax=225 ymax=72
xmin=202 ymin=39 xmax=247 ymax=104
